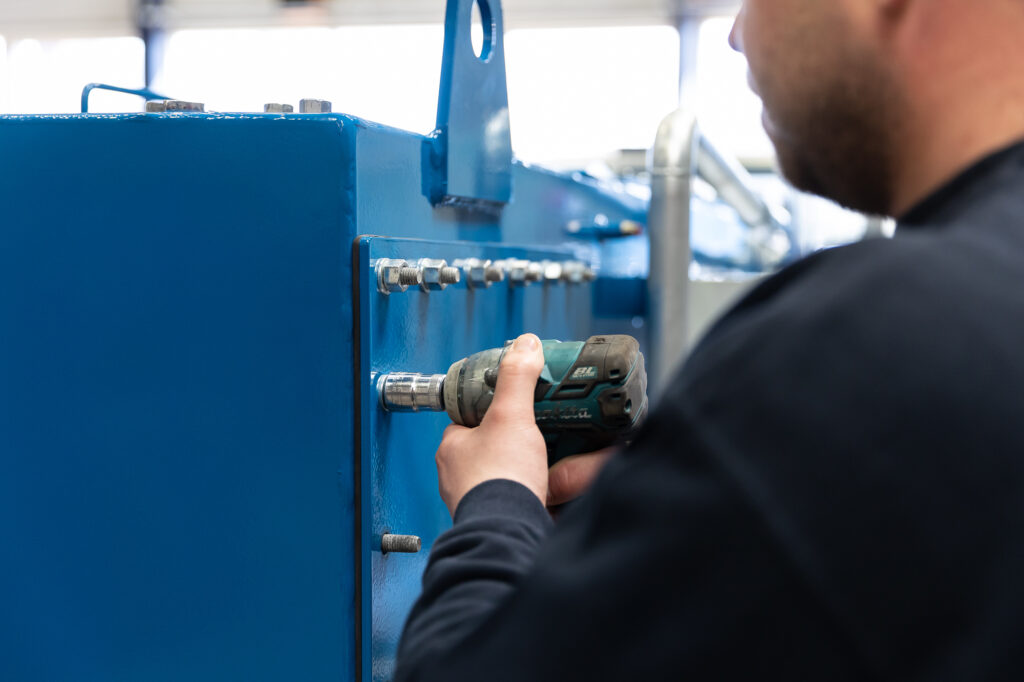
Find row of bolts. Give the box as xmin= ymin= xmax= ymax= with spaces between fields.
xmin=376 ymin=257 xmax=597 ymax=295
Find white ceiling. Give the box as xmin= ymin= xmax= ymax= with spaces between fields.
xmin=0 ymin=0 xmax=740 ymax=39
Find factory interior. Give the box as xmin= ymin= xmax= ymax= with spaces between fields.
xmin=5 ymin=0 xmax=1024 ymax=680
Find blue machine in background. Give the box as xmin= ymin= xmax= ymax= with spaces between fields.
xmin=0 ymin=1 xmax=790 ymax=680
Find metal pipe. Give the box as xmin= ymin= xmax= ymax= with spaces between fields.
xmin=648 ymin=109 xmax=699 ymax=401
xmin=696 ymin=135 xmax=789 ymax=234
xmin=647 ymin=109 xmax=792 ymax=399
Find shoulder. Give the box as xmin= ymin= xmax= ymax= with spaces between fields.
xmin=681 ymin=236 xmax=936 ymax=391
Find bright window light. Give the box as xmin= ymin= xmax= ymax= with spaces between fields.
xmin=505 ymin=26 xmax=680 ymax=165
xmin=5 ymin=37 xmax=144 ymax=114
xmin=695 ymin=17 xmax=773 ymax=162
xmin=156 ymin=24 xmax=679 ymax=166
xmin=155 ymin=25 xmax=444 ymax=134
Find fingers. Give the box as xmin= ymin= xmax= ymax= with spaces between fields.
xmin=546 ymin=448 xmax=616 ymax=507
xmin=484 ymin=334 xmax=544 ymax=427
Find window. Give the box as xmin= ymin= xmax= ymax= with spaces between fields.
xmin=3 ymin=37 xmax=144 ymax=113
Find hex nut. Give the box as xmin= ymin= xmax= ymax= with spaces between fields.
xmin=562 ymin=261 xmax=588 ymax=284
xmin=503 ymin=259 xmax=531 ymax=286
xmin=377 ymin=258 xmax=413 ymax=294
xmin=457 ymin=258 xmax=504 ymax=289
xmin=299 ymin=99 xmax=332 ymax=113
xmin=540 ymin=260 xmax=564 ymax=282
xmin=417 ymin=258 xmax=458 ymax=292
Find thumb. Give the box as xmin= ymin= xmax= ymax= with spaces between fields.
xmin=484 ymin=334 xmax=544 ymax=426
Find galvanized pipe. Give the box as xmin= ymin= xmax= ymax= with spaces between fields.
xmin=647 ymin=109 xmax=790 ymax=399
xmin=648 ymin=109 xmax=699 ymax=401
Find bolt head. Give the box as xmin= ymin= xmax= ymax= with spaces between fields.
xmin=504 ymin=259 xmax=530 ymax=285
xmin=540 ymin=260 xmax=563 ymax=282
xmin=458 ymin=258 xmax=492 ymax=288
xmin=300 ymin=99 xmax=332 ymax=113
xmin=562 ymin=261 xmax=586 ymax=284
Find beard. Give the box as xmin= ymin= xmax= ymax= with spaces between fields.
xmin=761 ymin=54 xmax=903 ymax=217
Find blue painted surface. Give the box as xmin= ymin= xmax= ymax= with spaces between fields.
xmin=356 ymin=237 xmax=595 ymax=681
xmin=0 ymin=113 xmax=358 ymax=681
xmin=0 ymin=106 xmax=647 ymax=680
xmin=426 ymin=0 xmax=513 ymax=208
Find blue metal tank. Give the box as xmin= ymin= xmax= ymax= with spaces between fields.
xmin=0 ymin=2 xmax=653 ymax=680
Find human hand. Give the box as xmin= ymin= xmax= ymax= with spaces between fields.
xmin=546 ymin=448 xmax=616 ymax=508
xmin=435 ymin=333 xmax=549 ymax=517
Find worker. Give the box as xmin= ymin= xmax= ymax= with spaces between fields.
xmin=396 ymin=0 xmax=1024 ymax=678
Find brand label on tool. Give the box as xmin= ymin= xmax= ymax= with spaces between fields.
xmin=536 ymin=406 xmax=593 ymax=422
xmin=570 ymin=366 xmax=598 ymax=380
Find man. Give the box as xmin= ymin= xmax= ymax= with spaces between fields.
xmin=396 ymin=0 xmax=1024 ymax=678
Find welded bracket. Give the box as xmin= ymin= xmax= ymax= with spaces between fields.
xmin=423 ymin=0 xmax=513 ymax=214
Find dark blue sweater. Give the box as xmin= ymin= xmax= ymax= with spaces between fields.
xmin=396 ymin=140 xmax=1024 ymax=681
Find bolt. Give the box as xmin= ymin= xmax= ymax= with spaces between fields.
xmin=264 ymin=103 xmax=293 ymax=113
xmin=399 ymin=267 xmax=423 ymax=287
xmin=146 ymin=100 xmax=205 ymax=113
xmin=381 ymin=534 xmax=422 ymax=554
xmin=485 ymin=262 xmax=505 ymax=283
xmin=299 ymin=99 xmax=332 ymax=113
xmin=525 ymin=262 xmax=544 ymax=283
xmin=377 ymin=259 xmax=421 ymax=294
xmin=456 ymin=258 xmax=507 ymax=289
xmin=166 ymin=100 xmax=204 ymax=112
xmin=540 ymin=260 xmax=564 ymax=283
xmin=504 ymin=259 xmax=531 ymax=286
xmin=562 ymin=261 xmax=588 ymax=284
xmin=417 ymin=258 xmax=459 ymax=292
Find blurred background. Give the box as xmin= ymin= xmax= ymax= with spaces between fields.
xmin=0 ymin=0 xmax=883 ymax=251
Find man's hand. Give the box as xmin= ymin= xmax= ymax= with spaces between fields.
xmin=435 ymin=334 xmax=549 ymax=516
xmin=546 ymin=448 xmax=616 ymax=508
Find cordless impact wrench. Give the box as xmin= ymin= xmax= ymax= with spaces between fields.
xmin=377 ymin=335 xmax=648 ymax=462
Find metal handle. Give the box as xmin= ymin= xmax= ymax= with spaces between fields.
xmin=80 ymin=83 xmax=171 ymax=113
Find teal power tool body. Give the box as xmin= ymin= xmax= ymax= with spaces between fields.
xmin=378 ymin=335 xmax=648 ymax=462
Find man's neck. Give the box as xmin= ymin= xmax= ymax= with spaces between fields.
xmin=889 ymin=3 xmax=1024 ymax=217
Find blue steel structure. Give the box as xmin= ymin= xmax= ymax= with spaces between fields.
xmin=0 ymin=2 xmax=654 ymax=679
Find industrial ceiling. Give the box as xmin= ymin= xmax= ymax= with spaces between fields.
xmin=0 ymin=0 xmax=740 ymax=39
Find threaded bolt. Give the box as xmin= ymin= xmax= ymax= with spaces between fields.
xmin=440 ymin=266 xmax=461 ymax=285
xmin=399 ymin=267 xmax=422 ymax=287
xmin=381 ymin=534 xmax=422 ymax=554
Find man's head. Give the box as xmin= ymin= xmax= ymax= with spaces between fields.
xmin=730 ymin=0 xmax=1024 ymax=218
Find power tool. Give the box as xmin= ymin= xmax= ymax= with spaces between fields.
xmin=377 ymin=335 xmax=648 ymax=462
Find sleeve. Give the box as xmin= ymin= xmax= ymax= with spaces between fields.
xmin=395 ymin=478 xmax=553 ymax=676
xmin=394 ymin=403 xmax=869 ymax=681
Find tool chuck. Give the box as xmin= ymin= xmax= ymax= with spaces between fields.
xmin=377 ymin=373 xmax=447 ymax=412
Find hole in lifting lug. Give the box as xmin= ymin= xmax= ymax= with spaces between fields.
xmin=471 ymin=0 xmax=495 ymax=62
